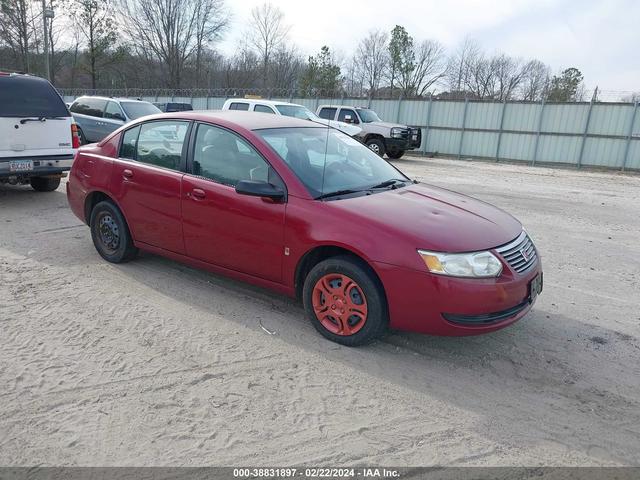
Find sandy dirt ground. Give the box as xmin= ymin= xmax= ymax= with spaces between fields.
xmin=1 ymin=157 xmax=639 ymax=467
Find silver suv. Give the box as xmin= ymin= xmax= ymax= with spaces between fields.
xmin=70 ymin=96 xmax=160 ymax=144
xmin=317 ymin=105 xmax=421 ymax=159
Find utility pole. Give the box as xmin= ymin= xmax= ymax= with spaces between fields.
xmin=42 ymin=1 xmax=55 ymax=81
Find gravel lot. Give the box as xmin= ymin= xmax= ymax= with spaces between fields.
xmin=1 ymin=157 xmax=639 ymax=466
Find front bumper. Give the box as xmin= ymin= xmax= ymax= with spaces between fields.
xmin=386 ymin=128 xmax=422 ymax=151
xmin=0 ymin=154 xmax=74 ymax=179
xmin=373 ymin=259 xmax=542 ymax=336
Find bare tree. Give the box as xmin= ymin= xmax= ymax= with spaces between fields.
xmin=445 ymin=37 xmax=481 ymax=93
xmin=119 ymin=0 xmax=229 ymax=88
xmin=248 ymin=2 xmax=290 ymax=88
xmin=402 ymin=39 xmax=446 ymax=96
xmin=354 ymin=29 xmax=388 ymax=96
xmin=0 ymin=0 xmax=35 ymax=72
xmin=193 ymin=0 xmax=227 ymax=87
xmin=519 ymin=59 xmax=550 ymax=101
xmin=270 ymin=45 xmax=303 ymax=91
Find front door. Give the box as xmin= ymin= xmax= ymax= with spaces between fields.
xmin=181 ymin=123 xmax=286 ymax=283
xmin=110 ymin=120 xmax=191 ymax=254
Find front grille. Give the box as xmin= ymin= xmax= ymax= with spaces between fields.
xmin=495 ymin=231 xmax=538 ymax=273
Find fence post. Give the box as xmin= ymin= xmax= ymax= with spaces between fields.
xmin=422 ymin=95 xmax=433 ymax=155
xmin=622 ymin=101 xmax=639 ymax=171
xmin=532 ymin=99 xmax=546 ymax=166
xmin=315 ymin=94 xmax=320 ymax=113
xmin=395 ymin=94 xmax=403 ymax=123
xmin=495 ymin=100 xmax=507 ymax=162
xmin=577 ymin=98 xmax=595 ymax=168
xmin=457 ymin=98 xmax=469 ymax=160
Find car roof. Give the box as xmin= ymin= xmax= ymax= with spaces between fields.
xmin=318 ymin=105 xmax=367 ymax=109
xmin=225 ymin=98 xmax=304 ymax=108
xmin=75 ymin=96 xmax=150 ymax=103
xmin=148 ymin=110 xmax=325 ymax=130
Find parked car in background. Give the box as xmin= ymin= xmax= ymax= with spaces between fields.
xmin=67 ymin=111 xmax=542 ymax=346
xmin=153 ymin=102 xmax=193 ymax=113
xmin=1 ymin=71 xmax=79 ymax=192
xmin=70 ymin=96 xmax=160 ymax=144
xmin=317 ymin=105 xmax=421 ymax=158
xmin=221 ymin=98 xmax=362 ymax=138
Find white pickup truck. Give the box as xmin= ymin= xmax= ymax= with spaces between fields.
xmin=221 ymin=99 xmax=362 ymax=138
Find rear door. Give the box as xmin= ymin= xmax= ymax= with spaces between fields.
xmin=70 ymin=98 xmax=107 ymax=142
xmin=0 ymin=75 xmax=73 ymax=159
xmin=110 ymin=120 xmax=191 ymax=254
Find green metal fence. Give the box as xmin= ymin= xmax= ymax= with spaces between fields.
xmin=61 ymin=91 xmax=640 ymax=171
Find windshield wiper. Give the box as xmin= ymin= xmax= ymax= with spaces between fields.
xmin=316 ymin=188 xmax=365 ymax=200
xmin=19 ymin=116 xmax=66 ymax=124
xmin=369 ymin=178 xmax=409 ymax=189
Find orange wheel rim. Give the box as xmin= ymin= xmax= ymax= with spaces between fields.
xmin=312 ymin=273 xmax=368 ymax=336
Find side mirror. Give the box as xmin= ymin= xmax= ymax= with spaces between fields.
xmin=114 ymin=113 xmax=125 ymax=122
xmin=236 ymin=180 xmax=285 ymax=201
xmin=344 ymin=114 xmax=353 ymax=123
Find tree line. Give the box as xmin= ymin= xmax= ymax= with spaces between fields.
xmin=1 ymin=0 xmax=594 ymax=101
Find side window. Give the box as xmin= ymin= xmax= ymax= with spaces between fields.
xmin=104 ymin=101 xmax=125 ymax=120
xmin=229 ymin=102 xmax=250 ymax=111
xmin=254 ymin=104 xmax=275 ymax=114
xmin=119 ymin=126 xmax=140 ymax=159
xmin=318 ymin=107 xmax=337 ymax=120
xmin=136 ymin=121 xmax=189 ymax=170
xmin=71 ymin=98 xmax=107 ymax=118
xmin=192 ymin=124 xmax=270 ymax=187
xmin=338 ymin=108 xmax=358 ymax=124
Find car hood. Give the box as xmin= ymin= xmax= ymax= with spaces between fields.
xmin=367 ymin=121 xmax=408 ymax=129
xmin=328 ymin=182 xmax=522 ymax=252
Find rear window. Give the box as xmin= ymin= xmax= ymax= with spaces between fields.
xmin=0 ymin=76 xmax=69 ymax=118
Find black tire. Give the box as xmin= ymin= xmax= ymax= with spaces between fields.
xmin=30 ymin=176 xmax=61 ymax=192
xmin=365 ymin=138 xmax=385 ymax=157
xmin=387 ymin=150 xmax=405 ymax=159
xmin=89 ymin=200 xmax=138 ymax=263
xmin=303 ymin=255 xmax=388 ymax=346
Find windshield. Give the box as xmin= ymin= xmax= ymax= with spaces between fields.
xmin=356 ymin=108 xmax=381 ymax=123
xmin=257 ymin=127 xmax=409 ymax=199
xmin=0 ymin=77 xmax=69 ymax=118
xmin=275 ymin=104 xmax=316 ymax=120
xmin=120 ymin=101 xmax=161 ymax=120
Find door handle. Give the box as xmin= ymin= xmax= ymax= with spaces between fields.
xmin=190 ymin=188 xmax=206 ymax=199
xmin=122 ymin=169 xmax=133 ymax=179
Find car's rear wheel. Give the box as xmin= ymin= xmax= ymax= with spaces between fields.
xmin=365 ymin=138 xmax=385 ymax=157
xmin=387 ymin=150 xmax=405 ymax=159
xmin=30 ymin=176 xmax=61 ymax=192
xmin=90 ymin=200 xmax=138 ymax=263
xmin=303 ymin=256 xmax=388 ymax=346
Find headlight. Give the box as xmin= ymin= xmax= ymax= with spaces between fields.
xmin=417 ymin=250 xmax=503 ymax=278
xmin=391 ymin=127 xmax=404 ymax=138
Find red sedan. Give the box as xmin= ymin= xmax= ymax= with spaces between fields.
xmin=67 ymin=111 xmax=543 ymax=346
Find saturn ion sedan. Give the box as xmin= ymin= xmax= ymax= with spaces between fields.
xmin=67 ymin=111 xmax=543 ymax=346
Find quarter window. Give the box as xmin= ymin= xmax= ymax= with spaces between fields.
xmin=135 ymin=121 xmax=189 ymax=170
xmin=70 ymin=98 xmax=106 ymax=118
xmin=192 ymin=124 xmax=270 ymax=187
xmin=119 ymin=126 xmax=140 ymax=159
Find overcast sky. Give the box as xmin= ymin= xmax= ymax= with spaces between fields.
xmin=218 ymin=0 xmax=639 ymax=93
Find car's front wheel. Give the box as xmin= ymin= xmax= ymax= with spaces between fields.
xmin=90 ymin=200 xmax=138 ymax=263
xmin=303 ymin=256 xmax=388 ymax=346
xmin=30 ymin=176 xmax=61 ymax=192
xmin=365 ymin=138 xmax=385 ymax=157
